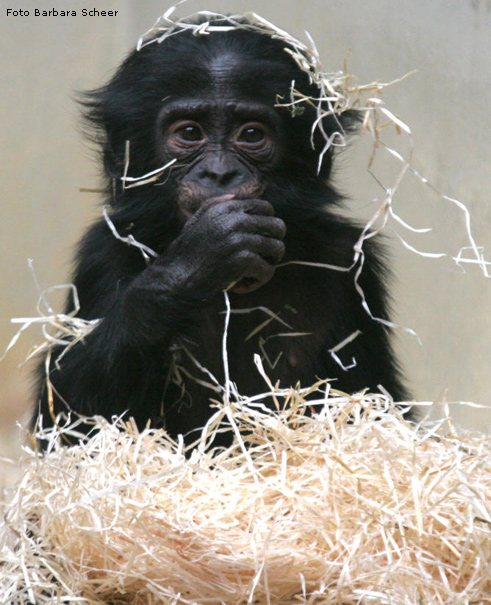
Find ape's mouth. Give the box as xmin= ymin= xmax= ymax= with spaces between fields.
xmin=178 ymin=182 xmax=265 ymax=218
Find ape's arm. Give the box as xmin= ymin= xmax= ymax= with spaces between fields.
xmin=34 ymin=196 xmax=285 ymax=430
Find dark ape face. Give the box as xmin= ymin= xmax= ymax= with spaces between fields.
xmin=151 ymin=37 xmax=310 ymax=219
xmin=158 ymin=95 xmax=283 ymax=217
xmin=84 ymin=25 xmax=339 ymax=218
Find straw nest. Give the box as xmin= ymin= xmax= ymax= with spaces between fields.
xmin=1 ymin=388 xmax=490 ymax=604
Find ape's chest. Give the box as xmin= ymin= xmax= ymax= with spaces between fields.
xmin=170 ymin=283 xmax=331 ymax=401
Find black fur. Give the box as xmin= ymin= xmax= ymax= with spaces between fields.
xmin=33 ymin=20 xmax=409 ymax=446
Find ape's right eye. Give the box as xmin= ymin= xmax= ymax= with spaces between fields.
xmin=177 ymin=125 xmax=203 ymax=142
xmin=170 ymin=122 xmax=205 ymax=144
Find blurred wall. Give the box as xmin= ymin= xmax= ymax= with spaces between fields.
xmin=0 ymin=0 xmax=489 ymax=447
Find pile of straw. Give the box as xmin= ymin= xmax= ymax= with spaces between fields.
xmin=1 ymin=388 xmax=490 ymax=604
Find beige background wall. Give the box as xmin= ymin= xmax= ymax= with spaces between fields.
xmin=1 ymin=0 xmax=490 ymax=452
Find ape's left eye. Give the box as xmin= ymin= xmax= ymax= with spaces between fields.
xmin=238 ymin=126 xmax=266 ymax=144
xmin=236 ymin=123 xmax=273 ymax=155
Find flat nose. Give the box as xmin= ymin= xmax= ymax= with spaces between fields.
xmin=194 ymin=153 xmax=244 ymax=189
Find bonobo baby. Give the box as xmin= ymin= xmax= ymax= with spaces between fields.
xmin=33 ymin=16 xmax=409 ymax=446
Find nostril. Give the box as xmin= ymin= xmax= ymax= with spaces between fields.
xmin=198 ymin=167 xmax=242 ymax=188
xmin=194 ymin=153 xmax=245 ymax=189
xmin=217 ymin=169 xmax=241 ymax=187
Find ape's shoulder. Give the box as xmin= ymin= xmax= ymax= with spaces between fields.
xmin=68 ymin=217 xmax=146 ymax=318
xmin=286 ymin=210 xmax=389 ymax=276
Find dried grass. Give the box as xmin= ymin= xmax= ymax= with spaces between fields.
xmin=1 ymin=389 xmax=490 ymax=604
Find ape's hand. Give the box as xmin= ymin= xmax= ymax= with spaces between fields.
xmin=159 ymin=196 xmax=286 ymax=297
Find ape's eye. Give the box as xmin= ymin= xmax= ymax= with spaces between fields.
xmin=175 ymin=124 xmax=204 ymax=143
xmin=238 ymin=125 xmax=266 ymax=144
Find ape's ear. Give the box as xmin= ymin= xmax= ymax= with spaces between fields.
xmin=77 ymin=85 xmax=128 ymax=181
xmin=315 ymin=108 xmax=361 ymax=143
xmin=339 ymin=108 xmax=363 ymax=134
xmin=301 ymin=108 xmax=361 ymax=179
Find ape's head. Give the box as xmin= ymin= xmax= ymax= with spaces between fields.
xmin=83 ymin=15 xmax=355 ymax=215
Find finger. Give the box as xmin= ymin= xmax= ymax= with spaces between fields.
xmin=213 ymin=198 xmax=274 ymax=217
xmin=247 ymin=234 xmax=285 ymax=264
xmin=230 ymin=278 xmax=263 ymax=294
xmin=232 ymin=257 xmax=275 ymax=293
xmin=200 ymin=194 xmax=236 ymax=211
xmin=239 ymin=215 xmax=286 ymax=239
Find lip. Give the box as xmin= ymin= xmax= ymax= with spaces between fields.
xmin=178 ymin=182 xmax=265 ymax=218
